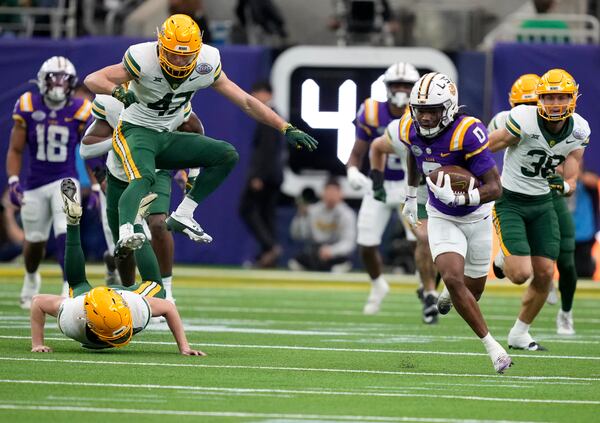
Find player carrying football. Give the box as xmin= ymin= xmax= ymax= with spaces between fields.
xmin=84 ymin=14 xmax=317 ymax=256
xmin=370 ymin=72 xmax=511 ymax=373
xmin=7 ymin=56 xmax=92 ymax=308
xmin=488 ymin=73 xmax=580 ymax=336
xmin=489 ymin=69 xmax=589 ymax=349
xmin=30 ymin=178 xmax=205 ymax=356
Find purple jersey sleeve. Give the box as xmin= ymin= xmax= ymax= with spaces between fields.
xmin=12 ymin=94 xmax=31 ymax=127
xmin=462 ymin=121 xmax=496 ymax=178
xmin=354 ymin=102 xmax=374 ymax=142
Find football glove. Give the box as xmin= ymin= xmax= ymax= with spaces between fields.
xmin=547 ymin=173 xmax=570 ymax=195
xmin=347 ymin=166 xmax=370 ymax=190
xmin=8 ymin=176 xmax=23 ymax=207
xmin=112 ymin=86 xmax=139 ymax=108
xmin=282 ymin=124 xmax=318 ymax=151
xmin=426 ymin=173 xmax=466 ymax=207
xmin=369 ymin=169 xmax=386 ymax=202
xmin=402 ymin=193 xmax=418 ymax=227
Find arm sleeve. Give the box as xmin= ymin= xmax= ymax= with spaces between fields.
xmin=327 ymin=206 xmax=357 ymax=257
xmin=79 ymin=137 xmax=113 ymax=159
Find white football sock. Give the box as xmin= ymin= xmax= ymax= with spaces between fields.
xmin=162 ymin=276 xmax=173 ymax=297
xmin=511 ymin=319 xmax=530 ymax=336
xmin=25 ymin=271 xmax=41 ymax=286
xmin=175 ymin=196 xmax=198 ymax=218
xmin=481 ymin=332 xmax=503 ymax=355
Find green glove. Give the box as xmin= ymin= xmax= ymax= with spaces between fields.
xmin=369 ymin=169 xmax=386 ymax=203
xmin=547 ymin=173 xmax=568 ymax=194
xmin=112 ymin=86 xmax=139 ymax=108
xmin=282 ymin=124 xmax=318 ymax=151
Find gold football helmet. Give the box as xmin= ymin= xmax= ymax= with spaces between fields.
xmin=536 ymin=69 xmax=578 ymax=121
xmin=509 ymin=74 xmax=540 ymax=107
xmin=84 ymin=287 xmax=133 ymax=347
xmin=157 ymin=14 xmax=202 ymax=79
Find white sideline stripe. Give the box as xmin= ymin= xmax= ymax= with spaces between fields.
xmin=0 ymin=356 xmax=597 ymax=382
xmin=0 ymin=380 xmax=598 ymax=406
xmin=0 ymin=404 xmax=548 ymax=423
xmin=2 ymin=335 xmax=600 ymax=361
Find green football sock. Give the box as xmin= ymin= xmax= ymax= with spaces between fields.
xmin=557 ymin=250 xmax=577 ymax=312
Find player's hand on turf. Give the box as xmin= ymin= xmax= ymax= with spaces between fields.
xmin=402 ymin=195 xmax=419 ymax=227
xmin=8 ymin=178 xmax=23 ymax=207
xmin=547 ymin=173 xmax=569 ymax=194
xmin=426 ymin=174 xmax=459 ymax=207
xmin=282 ymin=124 xmax=318 ymax=151
xmin=112 ymin=85 xmax=139 ymax=108
xmin=369 ymin=169 xmax=386 ymax=202
xmin=31 ymin=345 xmax=52 ymax=353
xmin=181 ymin=348 xmax=207 ymax=356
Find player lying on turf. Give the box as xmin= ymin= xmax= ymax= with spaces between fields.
xmin=370 ymin=72 xmax=511 ymax=373
xmin=29 ymin=179 xmax=205 ymax=356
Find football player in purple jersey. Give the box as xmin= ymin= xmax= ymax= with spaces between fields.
xmin=346 ymin=63 xmax=437 ymax=323
xmin=370 ymin=72 xmax=512 ymax=374
xmin=6 ymin=56 xmax=92 ymax=309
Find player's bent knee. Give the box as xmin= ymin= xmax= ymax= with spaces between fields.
xmin=148 ymin=215 xmax=167 ymax=237
xmin=222 ymin=146 xmax=239 ymax=167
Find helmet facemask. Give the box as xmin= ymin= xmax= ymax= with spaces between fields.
xmin=158 ymin=41 xmax=200 ymax=79
xmin=537 ymin=92 xmax=577 ymax=121
xmin=43 ymin=72 xmax=77 ymax=103
xmin=410 ymin=102 xmax=453 ymax=138
xmin=386 ymin=81 xmax=414 ymax=108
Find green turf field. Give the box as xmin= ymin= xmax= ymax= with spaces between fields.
xmin=1 ymin=265 xmax=599 ymax=422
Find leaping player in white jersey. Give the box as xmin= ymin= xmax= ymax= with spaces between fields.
xmin=489 ymin=69 xmax=589 ymax=350
xmin=80 ymin=89 xmax=203 ymax=302
xmin=84 ymin=14 xmax=318 ymax=257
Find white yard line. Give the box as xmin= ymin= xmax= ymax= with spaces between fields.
xmin=0 ymin=356 xmax=597 ymax=382
xmin=0 ymin=404 xmax=551 ymax=423
xmin=2 ymin=335 xmax=600 ymax=361
xmin=0 ymin=380 xmax=598 ymax=406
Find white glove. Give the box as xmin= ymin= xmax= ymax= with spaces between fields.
xmin=426 ymin=173 xmax=465 ymax=207
xmin=402 ymin=186 xmax=419 ymax=226
xmin=347 ymin=166 xmax=370 ymax=190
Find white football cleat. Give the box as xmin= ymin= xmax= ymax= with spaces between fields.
xmin=492 ymin=351 xmax=513 ymax=374
xmin=546 ymin=283 xmax=558 ymax=305
xmin=508 ymin=330 xmax=546 ymax=351
xmin=363 ymin=278 xmax=390 ymax=315
xmin=60 ymin=178 xmax=82 ymax=225
xmin=556 ymin=310 xmax=575 ymax=335
xmin=20 ymin=274 xmax=41 ymax=310
xmin=436 ymin=286 xmax=453 ymax=315
xmin=115 ymin=223 xmax=146 ymax=258
xmin=166 ymin=213 xmax=213 ymax=243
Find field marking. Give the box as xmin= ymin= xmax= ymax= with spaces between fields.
xmin=2 ymin=335 xmax=600 ymax=361
xmin=0 ymin=379 xmax=598 ymax=406
xmin=0 ymin=356 xmax=597 ymax=383
xmin=0 ymin=404 xmax=551 ymax=423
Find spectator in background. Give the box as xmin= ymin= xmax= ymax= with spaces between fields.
xmin=289 ymin=178 xmax=357 ymax=272
xmin=235 ymin=0 xmax=288 ymax=42
xmin=238 ymin=81 xmax=284 ymax=268
xmin=572 ymin=169 xmax=600 ymax=278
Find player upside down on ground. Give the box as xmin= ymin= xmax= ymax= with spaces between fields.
xmin=29 ymin=178 xmax=205 ymax=356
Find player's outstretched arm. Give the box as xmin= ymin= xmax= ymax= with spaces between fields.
xmin=369 ymin=136 xmax=395 ymax=202
xmin=346 ymin=139 xmax=370 ymax=190
xmin=30 ymin=295 xmax=63 ymax=353
xmin=212 ymin=72 xmax=317 ymax=151
xmin=85 ymin=64 xmax=138 ymax=108
xmin=146 ymin=297 xmax=207 ymax=356
xmin=488 ymin=128 xmax=519 ymax=153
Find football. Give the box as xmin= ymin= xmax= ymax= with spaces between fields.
xmin=428 ymin=165 xmax=480 ymax=193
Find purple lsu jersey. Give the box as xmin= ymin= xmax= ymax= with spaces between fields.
xmin=356 ymin=98 xmax=406 ymax=181
xmin=12 ymin=92 xmax=91 ymax=190
xmin=397 ymin=113 xmax=496 ymax=217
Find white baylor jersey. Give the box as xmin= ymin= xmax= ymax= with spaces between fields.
xmin=92 ymin=94 xmax=192 ymax=181
xmin=487 ymin=110 xmax=509 ymax=133
xmin=57 ymin=290 xmax=151 ymax=349
xmin=381 ymin=119 xmax=409 ymax=172
xmin=502 ymin=105 xmax=590 ymax=195
xmin=121 ymin=41 xmax=221 ymax=131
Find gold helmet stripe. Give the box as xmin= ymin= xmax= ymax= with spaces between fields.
xmin=418 ymin=72 xmax=439 ymax=100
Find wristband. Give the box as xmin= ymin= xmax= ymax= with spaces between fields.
xmin=563 ymin=181 xmax=571 ymax=194
xmin=91 ymin=183 xmax=101 ymax=192
xmin=468 ymin=188 xmax=480 ymax=206
xmin=8 ymin=175 xmax=19 ymax=184
xmin=407 ymin=185 xmax=417 ymax=198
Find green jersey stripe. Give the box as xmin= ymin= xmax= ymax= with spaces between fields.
xmin=125 ymin=50 xmax=141 ymax=73
xmin=507 ymin=114 xmax=521 ymax=130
